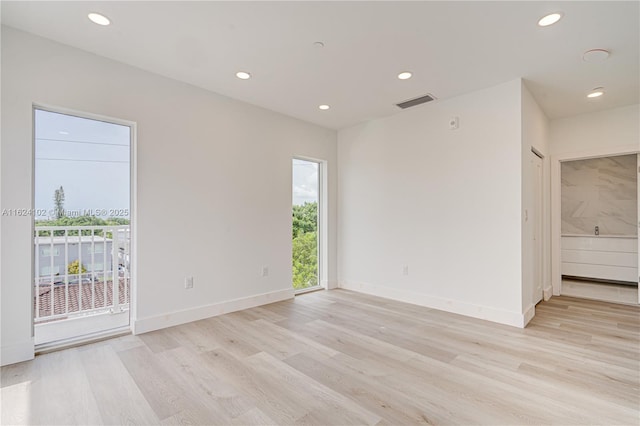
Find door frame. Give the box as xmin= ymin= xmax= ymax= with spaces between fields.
xmin=31 ymin=103 xmax=138 ymax=345
xmin=551 ymin=145 xmax=639 ymax=299
xmin=531 ymin=148 xmax=544 ymax=305
xmin=292 ymin=156 xmax=327 ymax=293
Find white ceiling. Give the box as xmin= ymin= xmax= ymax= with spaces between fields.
xmin=2 ymin=1 xmax=638 ymax=130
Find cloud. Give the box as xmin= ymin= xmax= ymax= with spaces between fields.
xmin=292 ymin=159 xmax=319 ymax=205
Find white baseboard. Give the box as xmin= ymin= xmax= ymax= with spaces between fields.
xmin=1 ymin=339 xmax=35 ymax=367
xmin=543 ymin=286 xmax=553 ymax=301
xmin=132 ymin=288 xmax=294 ymax=335
xmin=523 ymin=304 xmax=536 ymax=327
xmin=338 ymin=280 xmax=527 ymax=328
xmin=323 ymin=280 xmax=339 ymax=290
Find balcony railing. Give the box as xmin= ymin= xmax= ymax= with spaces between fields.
xmin=34 ymin=225 xmax=130 ymax=323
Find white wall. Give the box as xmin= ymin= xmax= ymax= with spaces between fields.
xmin=550 ymin=104 xmax=639 ymax=157
xmin=1 ymin=27 xmax=337 ymax=366
xmin=337 ymin=79 xmax=527 ymax=327
xmin=521 ymin=82 xmax=550 ymax=323
xmin=548 ymin=104 xmax=639 ymax=296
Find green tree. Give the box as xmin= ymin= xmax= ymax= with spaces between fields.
xmin=68 ymin=259 xmax=87 ymax=275
xmin=292 ymin=231 xmax=318 ymax=289
xmin=53 ymin=186 xmax=65 ymax=219
xmin=35 ymin=215 xmax=129 ymax=237
xmin=292 ymin=201 xmax=318 ymax=289
xmin=105 ymin=217 xmax=130 ymax=226
xmin=292 ymin=202 xmax=317 ymax=238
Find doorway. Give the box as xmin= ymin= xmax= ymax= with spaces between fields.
xmin=558 ymin=154 xmax=638 ymax=304
xmin=33 ymin=107 xmax=133 ymax=346
xmin=531 ymin=150 xmax=544 ymax=305
xmin=292 ymin=158 xmax=321 ymax=293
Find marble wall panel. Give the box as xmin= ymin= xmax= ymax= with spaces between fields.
xmin=561 ymin=154 xmax=637 ymax=236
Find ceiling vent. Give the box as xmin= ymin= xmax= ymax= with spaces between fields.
xmin=395 ymin=93 xmax=437 ymax=109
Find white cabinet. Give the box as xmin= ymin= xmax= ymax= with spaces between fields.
xmin=561 ymin=236 xmax=638 ymax=284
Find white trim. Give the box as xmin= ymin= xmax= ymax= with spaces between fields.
xmin=295 ymin=285 xmax=323 ymax=295
xmin=529 ymin=149 xmax=545 ymax=306
xmin=338 ymin=281 xmax=527 ymax=328
xmin=1 ymin=339 xmax=35 ymax=367
xmin=523 ymin=304 xmax=536 ymax=327
xmin=129 ymin=117 xmax=139 ymax=335
xmin=531 ymin=146 xmax=544 ymax=159
xmin=323 ymin=280 xmax=339 ymax=290
xmin=543 ymin=286 xmax=553 ymax=301
xmin=32 ymin=103 xmax=137 ymax=128
xmin=35 ymin=310 xmax=129 ymax=345
xmin=35 ymin=327 xmax=130 ymax=355
xmin=292 ymin=155 xmax=328 ymax=290
xmin=132 ymin=288 xmax=294 ymax=334
xmin=551 ymin=144 xmax=639 ymax=297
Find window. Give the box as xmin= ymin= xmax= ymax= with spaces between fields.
xmin=40 ymin=247 xmax=60 ymax=257
xmin=40 ymin=266 xmax=60 ymax=276
xmin=292 ymin=158 xmax=321 ymax=292
xmin=87 ymin=263 xmax=104 ymax=272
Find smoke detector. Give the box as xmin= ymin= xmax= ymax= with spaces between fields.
xmin=583 ymin=49 xmax=610 ymax=62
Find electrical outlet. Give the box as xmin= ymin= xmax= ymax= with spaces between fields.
xmin=184 ymin=276 xmax=194 ymax=289
xmin=261 ymin=266 xmax=269 ymax=277
xmin=402 ymin=265 xmax=409 ymax=276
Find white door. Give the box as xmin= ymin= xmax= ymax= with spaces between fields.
xmin=532 ymin=152 xmax=544 ymax=304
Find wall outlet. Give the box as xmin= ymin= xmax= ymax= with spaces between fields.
xmin=402 ymin=265 xmax=409 ymax=276
xmin=261 ymin=266 xmax=269 ymax=277
xmin=184 ymin=276 xmax=194 ymax=289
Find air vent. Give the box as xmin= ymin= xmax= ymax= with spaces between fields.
xmin=395 ymin=93 xmax=437 ymax=109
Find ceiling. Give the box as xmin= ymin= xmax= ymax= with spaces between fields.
xmin=2 ymin=1 xmax=638 ymax=130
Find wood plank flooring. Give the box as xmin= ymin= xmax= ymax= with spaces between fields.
xmin=561 ymin=279 xmax=638 ymax=305
xmin=2 ymin=290 xmax=638 ymax=425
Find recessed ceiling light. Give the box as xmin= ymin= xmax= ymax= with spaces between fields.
xmin=587 ymin=87 xmax=605 ymax=98
xmin=318 ymin=104 xmax=330 ymax=110
xmin=583 ymin=49 xmax=610 ymax=62
xmin=537 ymin=12 xmax=563 ymax=27
xmin=313 ymin=41 xmax=325 ymax=48
xmin=236 ymin=71 xmax=251 ymax=80
xmin=88 ymin=13 xmax=110 ymax=26
xmin=397 ymin=71 xmax=413 ymax=80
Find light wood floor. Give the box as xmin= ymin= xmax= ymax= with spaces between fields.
xmin=2 ymin=290 xmax=639 ymax=425
xmin=561 ymin=279 xmax=638 ymax=305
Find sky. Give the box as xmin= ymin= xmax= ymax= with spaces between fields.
xmin=35 ymin=109 xmax=130 ymax=219
xmin=35 ymin=110 xmax=317 ymax=218
xmin=292 ymin=159 xmax=319 ymax=206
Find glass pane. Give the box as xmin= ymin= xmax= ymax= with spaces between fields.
xmin=292 ymin=159 xmax=319 ymax=290
xmin=34 ymin=109 xmax=131 ymax=331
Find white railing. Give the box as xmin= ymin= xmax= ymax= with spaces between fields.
xmin=34 ymin=225 xmax=130 ymax=323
